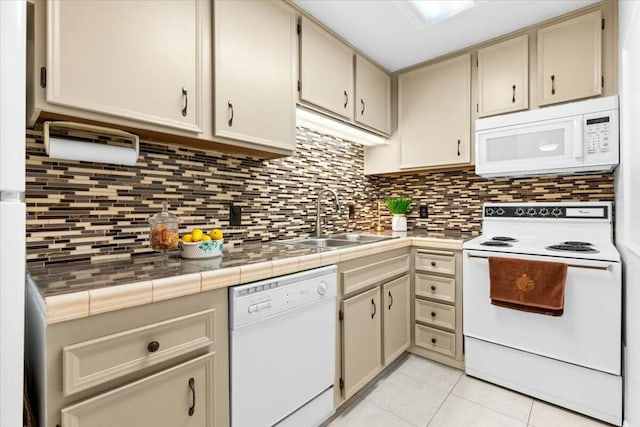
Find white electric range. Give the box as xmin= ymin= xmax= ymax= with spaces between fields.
xmin=462 ymin=202 xmax=622 ymax=426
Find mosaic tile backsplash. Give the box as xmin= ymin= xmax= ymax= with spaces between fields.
xmin=26 ymin=127 xmax=614 ymax=266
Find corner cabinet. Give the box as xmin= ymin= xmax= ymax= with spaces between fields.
xmin=337 ymin=249 xmax=410 ymax=401
xmin=478 ymin=35 xmax=529 ymax=117
xmin=299 ymin=16 xmax=354 ymax=120
xmin=537 ymin=10 xmax=602 ymax=106
xmin=214 ymin=0 xmax=296 ymax=151
xmin=355 ymin=55 xmax=391 ymax=134
xmin=44 ymin=0 xmax=203 ymax=133
xmin=399 ymin=54 xmax=471 ymax=169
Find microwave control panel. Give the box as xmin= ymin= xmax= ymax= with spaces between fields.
xmin=585 ymin=116 xmax=612 ymax=154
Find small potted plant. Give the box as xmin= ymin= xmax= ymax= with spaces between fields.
xmin=385 ymin=197 xmax=412 ymax=232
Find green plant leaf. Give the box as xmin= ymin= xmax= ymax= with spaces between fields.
xmin=384 ymin=197 xmax=412 ymax=214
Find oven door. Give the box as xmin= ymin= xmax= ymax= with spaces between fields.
xmin=463 ymin=250 xmax=621 ymax=374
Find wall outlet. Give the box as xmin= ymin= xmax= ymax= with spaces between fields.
xmin=348 ymin=204 xmax=355 ymax=218
xmin=419 ymin=205 xmax=428 ymax=218
xmin=230 ymin=205 xmax=242 ymax=226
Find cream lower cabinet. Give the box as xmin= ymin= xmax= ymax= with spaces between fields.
xmin=399 ymin=54 xmax=471 ymax=169
xmin=410 ymin=248 xmax=464 ymax=369
xmin=25 ymin=286 xmax=229 ymax=427
xmin=61 ymin=353 xmax=214 ymax=427
xmin=337 ymin=248 xmax=410 ymax=402
xmin=214 ymin=0 xmax=296 ymax=150
xmin=538 ymin=10 xmax=602 ymax=106
xmin=342 ymin=287 xmax=383 ymax=400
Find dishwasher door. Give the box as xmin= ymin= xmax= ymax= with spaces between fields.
xmin=229 ymin=266 xmax=337 ymax=427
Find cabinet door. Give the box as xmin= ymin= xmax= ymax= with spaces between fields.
xmin=478 ymin=35 xmax=529 ymax=117
xmin=342 ymin=287 xmax=382 ymax=399
xmin=214 ymin=0 xmax=296 ymax=151
xmin=538 ymin=10 xmax=602 ymax=106
xmin=399 ymin=54 xmax=471 ymax=169
xmin=47 ymin=0 xmax=202 ymax=133
xmin=300 ymin=16 xmax=354 ymax=119
xmin=383 ymin=275 xmax=410 ymax=366
xmin=355 ymin=55 xmax=391 ymax=134
xmin=61 ymin=353 xmax=215 ymax=427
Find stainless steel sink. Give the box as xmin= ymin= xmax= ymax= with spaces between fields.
xmin=328 ymin=233 xmax=393 ymax=243
xmin=276 ymin=234 xmax=394 ymax=250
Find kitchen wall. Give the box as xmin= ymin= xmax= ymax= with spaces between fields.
xmin=26 ymin=127 xmax=615 ymax=266
xmin=25 ymin=127 xmax=377 ymax=266
xmin=376 ymin=169 xmax=615 ymax=236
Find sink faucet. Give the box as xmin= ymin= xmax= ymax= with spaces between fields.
xmin=315 ymin=188 xmax=342 ymax=237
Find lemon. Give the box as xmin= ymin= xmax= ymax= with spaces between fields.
xmin=191 ymin=229 xmax=203 ymax=242
xmin=209 ymin=228 xmax=223 ymax=240
xmin=202 ymin=235 xmax=212 ymax=241
xmin=182 ymin=234 xmax=193 ymax=243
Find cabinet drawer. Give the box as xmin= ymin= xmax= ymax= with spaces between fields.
xmin=342 ymin=254 xmax=409 ymax=295
xmin=415 ymin=300 xmax=455 ymax=330
xmin=415 ymin=324 xmax=456 ymax=357
xmin=62 ymin=353 xmax=214 ymax=427
xmin=63 ymin=309 xmax=215 ymax=396
xmin=415 ymin=250 xmax=455 ymax=275
xmin=415 ymin=273 xmax=456 ymax=303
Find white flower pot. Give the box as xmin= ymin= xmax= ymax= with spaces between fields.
xmin=392 ymin=214 xmax=407 ymax=232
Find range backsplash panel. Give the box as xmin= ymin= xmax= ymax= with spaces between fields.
xmin=26 ymin=127 xmax=615 ymax=266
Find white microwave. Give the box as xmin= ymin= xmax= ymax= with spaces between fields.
xmin=475 ymin=95 xmax=619 ymax=177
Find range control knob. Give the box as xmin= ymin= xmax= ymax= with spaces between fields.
xmin=496 ymin=208 xmax=505 ymax=216
xmin=539 ymin=208 xmax=549 ymax=216
xmin=317 ymin=281 xmax=328 ymax=295
xmin=552 ymin=208 xmax=562 ymax=217
xmin=515 ymin=208 xmax=525 ymax=216
xmin=486 ymin=208 xmax=494 ymax=216
xmin=527 ymin=208 xmax=536 ymax=216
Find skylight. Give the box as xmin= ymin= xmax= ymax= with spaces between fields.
xmin=411 ymin=0 xmax=475 ymax=25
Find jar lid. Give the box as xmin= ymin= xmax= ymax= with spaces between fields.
xmin=149 ymin=201 xmax=179 ymax=224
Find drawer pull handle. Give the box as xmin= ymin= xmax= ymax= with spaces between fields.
xmin=147 ymin=341 xmax=160 ymax=353
xmin=388 ymin=291 xmax=393 ymax=310
xmin=228 ymin=101 xmax=234 ymax=127
xmin=431 ymin=311 xmax=436 ymax=317
xmin=344 ymin=90 xmax=349 ymax=109
xmin=431 ymin=261 xmax=436 ymax=267
xmin=551 ymin=75 xmax=556 ymax=95
xmin=371 ymin=298 xmax=377 ymax=319
xmin=457 ymin=139 xmax=461 ymax=156
xmin=430 ymin=285 xmax=437 ymax=291
xmin=361 ymin=98 xmax=365 ymax=115
xmin=431 ymin=337 xmax=437 ymax=344
xmin=512 ymin=84 xmax=516 ymax=103
xmin=188 ymin=377 xmax=196 ymax=416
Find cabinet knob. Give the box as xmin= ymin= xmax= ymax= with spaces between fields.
xmin=431 ymin=311 xmax=436 ymax=317
xmin=431 ymin=261 xmax=436 ymax=267
xmin=431 ymin=337 xmax=437 ymax=344
xmin=147 ymin=341 xmax=160 ymax=353
xmin=430 ymin=285 xmax=437 ymax=291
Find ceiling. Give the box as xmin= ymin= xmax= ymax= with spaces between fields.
xmin=292 ymin=0 xmax=600 ymax=72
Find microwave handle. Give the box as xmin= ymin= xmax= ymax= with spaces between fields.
xmin=574 ymin=117 xmax=584 ymax=159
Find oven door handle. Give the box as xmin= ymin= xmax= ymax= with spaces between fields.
xmin=467 ymin=254 xmax=612 ymax=271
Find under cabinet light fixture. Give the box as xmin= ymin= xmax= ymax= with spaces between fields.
xmin=296 ymin=107 xmax=388 ymax=146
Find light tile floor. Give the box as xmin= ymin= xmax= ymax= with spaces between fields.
xmin=327 ymin=355 xmax=613 ymax=427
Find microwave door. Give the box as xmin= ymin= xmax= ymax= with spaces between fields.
xmin=476 ymin=117 xmax=583 ymax=176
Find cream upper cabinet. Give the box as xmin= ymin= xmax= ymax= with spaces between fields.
xmin=46 ymin=0 xmax=202 ymax=133
xmin=478 ymin=35 xmax=529 ymax=117
xmin=355 ymin=55 xmax=391 ymax=134
xmin=537 ymin=10 xmax=602 ymax=106
xmin=342 ymin=286 xmax=382 ymax=400
xmin=300 ymin=16 xmax=354 ymax=120
xmin=383 ymin=275 xmax=410 ymax=366
xmin=214 ymin=0 xmax=296 ymax=151
xmin=399 ymin=54 xmax=471 ymax=169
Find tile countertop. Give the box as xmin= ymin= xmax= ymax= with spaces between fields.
xmin=28 ymin=231 xmax=471 ymax=325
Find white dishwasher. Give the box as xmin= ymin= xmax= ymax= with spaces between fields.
xmin=229 ymin=265 xmax=337 ymax=427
